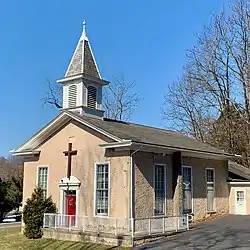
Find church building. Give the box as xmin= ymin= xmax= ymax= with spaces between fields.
xmin=13 ymin=23 xmax=241 ymax=246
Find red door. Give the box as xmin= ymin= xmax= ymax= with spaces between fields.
xmin=66 ymin=195 xmax=76 ymax=226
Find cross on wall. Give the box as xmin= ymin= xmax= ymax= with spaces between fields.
xmin=63 ymin=143 xmax=77 ymax=179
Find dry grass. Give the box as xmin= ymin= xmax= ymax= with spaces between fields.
xmin=0 ymin=228 xmax=128 ymax=250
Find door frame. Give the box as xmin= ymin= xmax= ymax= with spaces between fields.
xmin=235 ymin=188 xmax=246 ymax=215
xmin=59 ymin=176 xmax=81 ymax=217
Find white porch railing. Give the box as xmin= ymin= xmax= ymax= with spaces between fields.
xmin=133 ymin=215 xmax=189 ymax=236
xmin=43 ymin=213 xmax=131 ymax=235
xmin=43 ymin=213 xmax=189 ymax=237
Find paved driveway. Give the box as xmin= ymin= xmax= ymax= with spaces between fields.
xmin=136 ymin=215 xmax=250 ymax=249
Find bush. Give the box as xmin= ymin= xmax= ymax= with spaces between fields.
xmin=23 ymin=187 xmax=57 ymax=239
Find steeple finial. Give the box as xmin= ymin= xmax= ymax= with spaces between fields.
xmin=82 ymin=20 xmax=86 ymax=34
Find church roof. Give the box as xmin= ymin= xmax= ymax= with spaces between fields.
xmin=75 ymin=113 xmax=231 ymax=157
xmin=12 ymin=111 xmax=232 ymax=159
xmin=65 ymin=22 xmax=101 ymax=78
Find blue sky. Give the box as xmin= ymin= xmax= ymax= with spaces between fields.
xmin=0 ymin=0 xmax=234 ymax=156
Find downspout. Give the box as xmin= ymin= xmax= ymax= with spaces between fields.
xmin=130 ymin=146 xmax=142 ymax=240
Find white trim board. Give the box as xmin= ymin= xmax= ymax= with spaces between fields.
xmin=229 ymin=182 xmax=250 ymax=185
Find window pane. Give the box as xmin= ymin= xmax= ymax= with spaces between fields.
xmin=38 ymin=167 xmax=48 ymax=198
xmin=207 ymin=189 xmax=215 ymax=211
xmin=95 ymin=164 xmax=109 ymax=215
xmin=206 ymin=169 xmax=214 ymax=183
xmin=154 ymin=165 xmax=165 ymax=215
xmin=206 ymin=168 xmax=215 ymax=211
xmin=182 ymin=167 xmax=192 ymax=214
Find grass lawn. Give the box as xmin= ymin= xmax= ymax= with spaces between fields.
xmin=0 ymin=228 xmax=129 ymax=250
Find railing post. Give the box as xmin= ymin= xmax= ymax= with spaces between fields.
xmin=43 ymin=213 xmax=46 ymax=228
xmin=131 ymin=218 xmax=134 ymax=238
xmin=55 ymin=214 xmax=57 ymax=229
xmin=69 ymin=216 xmax=72 ymax=231
xmin=176 ymin=217 xmax=178 ymax=231
xmin=148 ymin=218 xmax=151 ymax=235
xmin=186 ymin=214 xmax=189 ymax=230
xmin=115 ymin=218 xmax=117 ymax=236
xmin=162 ymin=217 xmax=165 ymax=233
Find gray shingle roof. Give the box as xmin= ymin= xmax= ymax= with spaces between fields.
xmin=65 ymin=30 xmax=100 ymax=78
xmin=74 ymin=113 xmax=230 ymax=156
xmin=228 ymin=161 xmax=250 ymax=181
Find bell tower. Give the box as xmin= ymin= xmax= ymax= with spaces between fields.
xmin=57 ymin=21 xmax=109 ymax=118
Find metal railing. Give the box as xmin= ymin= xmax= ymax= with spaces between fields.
xmin=43 ymin=213 xmax=131 ymax=235
xmin=133 ymin=215 xmax=189 ymax=236
xmin=43 ymin=213 xmax=189 ymax=237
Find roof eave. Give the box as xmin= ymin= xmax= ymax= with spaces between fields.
xmin=57 ymin=73 xmax=109 ymax=86
xmin=12 ymin=150 xmax=41 ymax=156
xmin=98 ymin=140 xmax=233 ymax=159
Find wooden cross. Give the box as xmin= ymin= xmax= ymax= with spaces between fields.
xmin=63 ymin=143 xmax=77 ymax=179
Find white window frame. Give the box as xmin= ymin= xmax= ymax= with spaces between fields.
xmin=182 ymin=165 xmax=193 ymax=214
xmin=87 ymin=84 xmax=97 ymax=109
xmin=206 ymin=168 xmax=216 ymax=212
xmin=153 ymin=164 xmax=166 ymax=216
xmin=36 ymin=166 xmax=49 ymax=198
xmin=93 ymin=162 xmax=110 ymax=217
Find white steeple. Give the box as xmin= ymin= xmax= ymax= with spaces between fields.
xmin=57 ymin=22 xmax=109 ymax=119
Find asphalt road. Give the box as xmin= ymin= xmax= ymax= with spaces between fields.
xmin=0 ymin=222 xmax=21 ymax=230
xmin=136 ymin=215 xmax=250 ymax=250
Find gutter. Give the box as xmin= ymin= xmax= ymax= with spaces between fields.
xmin=99 ymin=140 xmax=132 ymax=149
xmin=131 ymin=141 xmax=233 ymax=158
xmin=99 ymin=140 xmax=233 ymax=158
xmin=228 ymin=181 xmax=250 ymax=185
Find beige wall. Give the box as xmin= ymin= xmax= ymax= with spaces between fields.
xmin=23 ymin=120 xmax=130 ymax=218
xmin=133 ymin=152 xmax=229 ymax=220
xmin=229 ymin=184 xmax=250 ymax=215
xmin=183 ymin=157 xmax=229 ymax=220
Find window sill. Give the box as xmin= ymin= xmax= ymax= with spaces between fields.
xmin=94 ymin=214 xmax=109 ymax=218
xmin=153 ymin=214 xmax=166 ymax=218
xmin=207 ymin=210 xmax=216 ymax=214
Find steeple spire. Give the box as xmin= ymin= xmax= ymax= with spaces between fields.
xmin=57 ymin=22 xmax=109 ymax=119
xmin=64 ymin=21 xmax=100 ymax=78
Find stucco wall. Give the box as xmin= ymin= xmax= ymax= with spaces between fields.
xmin=183 ymin=157 xmax=229 ymax=220
xmin=229 ymin=184 xmax=250 ymax=215
xmin=133 ymin=153 xmax=229 ymax=220
xmin=23 ymin=120 xmax=130 ymax=218
xmin=133 ymin=152 xmax=172 ymax=218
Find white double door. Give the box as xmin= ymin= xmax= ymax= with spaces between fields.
xmin=235 ymin=189 xmax=246 ymax=215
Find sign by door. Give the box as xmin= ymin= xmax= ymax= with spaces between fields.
xmin=236 ymin=190 xmax=245 ymax=215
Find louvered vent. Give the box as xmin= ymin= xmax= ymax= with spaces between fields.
xmin=87 ymin=85 xmax=97 ymax=109
xmin=68 ymin=85 xmax=77 ymax=108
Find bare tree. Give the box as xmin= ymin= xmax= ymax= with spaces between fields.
xmin=163 ymin=0 xmax=250 ymax=166
xmin=103 ymin=76 xmax=141 ymax=121
xmin=43 ymin=76 xmax=141 ymax=121
xmin=43 ymin=79 xmax=62 ymax=109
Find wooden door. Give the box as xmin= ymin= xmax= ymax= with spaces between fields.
xmin=66 ymin=193 xmax=76 ymax=226
xmin=236 ymin=190 xmax=246 ymax=215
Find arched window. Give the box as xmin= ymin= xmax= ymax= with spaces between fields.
xmin=87 ymin=85 xmax=97 ymax=109
xmin=68 ymin=85 xmax=77 ymax=108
